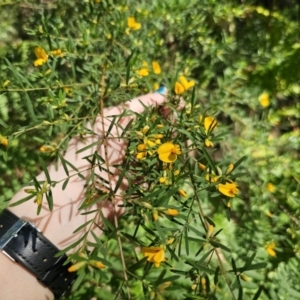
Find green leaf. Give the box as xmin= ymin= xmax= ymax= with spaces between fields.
xmin=24 ymin=92 xmax=37 ymax=122
xmin=252 ymin=285 xmax=264 ymax=300
xmin=204 ymin=216 xmax=215 ymax=227
xmin=197 ymin=249 xmax=214 ymax=265
xmin=39 ymin=157 xmax=52 ymax=184
xmin=233 ymin=155 xmax=248 ymax=170
xmin=76 ymin=140 xmax=101 ymax=154
xmin=209 ymin=240 xmax=231 ymax=252
xmin=73 ymin=219 xmax=93 ymax=234
xmin=201 ymin=147 xmax=217 ymax=174
xmin=55 ymin=232 xmax=88 ymax=256
xmin=214 ymin=266 xmax=220 ymax=285
xmin=0 ymin=119 xmax=8 ymax=128
xmin=46 ymin=189 xmax=53 ymax=211
xmin=240 ymin=262 xmax=267 ymax=272
xmin=8 ymin=194 xmax=35 ymax=207
xmin=154 ymin=221 xmax=166 ymax=243
xmin=62 ymin=178 xmax=69 ymax=190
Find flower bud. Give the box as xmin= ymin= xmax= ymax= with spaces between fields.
xmin=141 ymin=202 xmax=153 ymax=209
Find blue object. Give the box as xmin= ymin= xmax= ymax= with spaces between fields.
xmin=155 ymin=86 xmax=166 ymax=94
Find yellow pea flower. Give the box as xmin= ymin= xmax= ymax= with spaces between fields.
xmin=174 ymin=76 xmax=195 ymax=94
xmin=204 ymin=116 xmax=218 ymax=133
xmin=127 ymin=17 xmax=141 ymax=30
xmin=265 ymin=242 xmax=276 ymax=257
xmin=68 ymin=261 xmax=87 ymax=272
xmin=152 ymin=61 xmax=161 ymax=74
xmin=50 ymin=49 xmax=63 ymax=57
xmin=259 ymin=92 xmax=270 ymax=107
xmin=34 ymin=46 xmax=48 ymax=66
xmin=266 ymin=182 xmax=276 ymax=193
xmin=142 ymin=246 xmax=166 ymax=267
xmin=157 ymin=142 xmax=181 ymax=163
xmin=205 ymin=138 xmax=214 ymax=147
xmin=166 ymin=208 xmax=179 ymax=216
xmin=137 ymin=68 xmax=149 ymax=77
xmin=0 ymin=136 xmax=8 ymax=146
xmin=178 ymin=189 xmax=187 ymax=198
xmin=217 ymin=182 xmax=239 ymax=197
xmin=89 ymin=260 xmax=106 ymax=269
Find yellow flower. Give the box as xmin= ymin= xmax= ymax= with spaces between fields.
xmin=40 ymin=145 xmax=56 ymax=153
xmin=34 ymin=46 xmax=48 ymax=66
xmin=178 ymin=189 xmax=187 ymax=198
xmin=152 ymin=61 xmax=161 ymax=74
xmin=266 ymin=182 xmax=276 ymax=193
xmin=217 ymin=182 xmax=239 ymax=197
xmin=127 ymin=17 xmax=141 ymax=30
xmin=205 ymin=138 xmax=214 ymax=147
xmin=153 ymin=82 xmax=160 ymax=91
xmin=159 ymin=177 xmax=167 ymax=183
xmin=0 ymin=137 xmax=8 ymax=146
xmin=157 ymin=142 xmax=181 ymax=163
xmin=89 ymin=260 xmax=106 ymax=269
xmin=137 ymin=61 xmax=149 ymax=77
xmin=174 ymin=76 xmax=195 ymax=94
xmin=199 ymin=163 xmax=206 ymax=171
xmin=137 ymin=67 xmax=149 ymax=77
xmin=225 ymin=163 xmax=234 ymax=175
xmin=50 ymin=49 xmax=63 ymax=57
xmin=204 ymin=116 xmax=217 ymax=133
xmin=205 ymin=173 xmax=219 ymax=183
xmin=166 ymin=208 xmax=179 ymax=216
xmin=174 ymin=170 xmax=180 ymax=176
xmin=68 ymin=261 xmax=87 ymax=272
xmin=265 ymin=242 xmax=276 ymax=257
xmin=142 ymin=246 xmax=166 ymax=267
xmin=259 ymin=92 xmax=270 ymax=107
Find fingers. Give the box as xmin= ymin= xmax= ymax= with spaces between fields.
xmin=104 ymin=89 xmax=168 ymax=117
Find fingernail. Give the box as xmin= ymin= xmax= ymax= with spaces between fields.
xmin=155 ymin=85 xmax=166 ymax=94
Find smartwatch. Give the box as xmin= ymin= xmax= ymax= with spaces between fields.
xmin=0 ymin=209 xmax=77 ymax=299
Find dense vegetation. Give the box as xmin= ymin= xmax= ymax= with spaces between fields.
xmin=0 ymin=1 xmax=299 ymax=299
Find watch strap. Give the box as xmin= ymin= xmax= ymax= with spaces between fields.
xmin=0 ymin=209 xmax=77 ymax=299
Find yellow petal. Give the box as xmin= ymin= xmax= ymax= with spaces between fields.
xmin=136 ymin=152 xmax=146 ymax=159
xmin=217 ymin=182 xmax=239 ymax=197
xmin=199 ymin=163 xmax=206 ymax=171
xmin=1 ymin=137 xmax=8 ymax=146
xmin=179 ymin=76 xmax=195 ymax=90
xmin=174 ymin=82 xmax=185 ymax=94
xmin=259 ymin=92 xmax=270 ymax=107
xmin=225 ymin=163 xmax=234 ymax=175
xmin=137 ymin=143 xmax=147 ymax=151
xmin=34 ymin=46 xmax=48 ymax=60
xmin=68 ymin=261 xmax=86 ymax=272
xmin=127 ymin=17 xmax=141 ymax=30
xmin=205 ymin=139 xmax=214 ymax=147
xmin=167 ymin=208 xmax=179 ymax=216
xmin=137 ymin=68 xmax=149 ymax=77
xmin=152 ymin=61 xmax=161 ymax=74
xmin=204 ymin=116 xmax=217 ymax=132
xmin=34 ymin=58 xmax=46 ymax=66
xmin=178 ymin=189 xmax=187 ymax=198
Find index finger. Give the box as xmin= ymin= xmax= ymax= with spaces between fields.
xmin=104 ymin=90 xmax=167 ymax=117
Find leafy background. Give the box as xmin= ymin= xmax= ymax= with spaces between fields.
xmin=0 ymin=0 xmax=299 ymax=299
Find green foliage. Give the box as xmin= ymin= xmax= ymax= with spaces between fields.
xmin=0 ymin=0 xmax=299 ymax=299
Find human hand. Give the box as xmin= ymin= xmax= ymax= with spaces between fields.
xmin=7 ymin=90 xmax=168 ymax=251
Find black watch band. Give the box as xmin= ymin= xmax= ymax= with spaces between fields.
xmin=0 ymin=209 xmax=77 ymax=299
